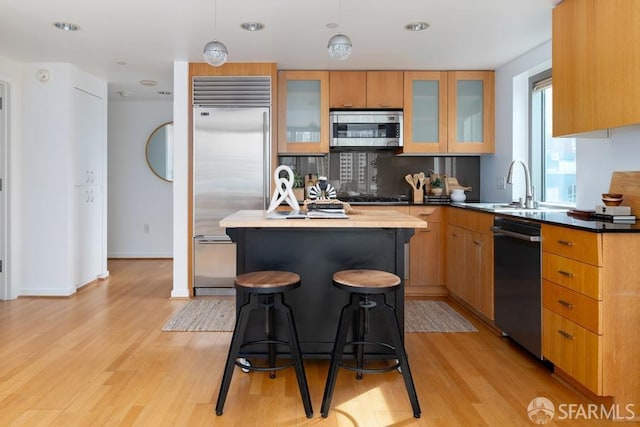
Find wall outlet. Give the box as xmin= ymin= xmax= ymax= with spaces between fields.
xmin=144 ymin=224 xmax=150 ymax=234
xmin=497 ymin=177 xmax=506 ymax=190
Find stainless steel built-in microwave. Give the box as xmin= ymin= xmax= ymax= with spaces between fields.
xmin=330 ymin=110 xmax=403 ymax=149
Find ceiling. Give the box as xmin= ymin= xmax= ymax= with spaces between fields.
xmin=0 ymin=0 xmax=554 ymax=101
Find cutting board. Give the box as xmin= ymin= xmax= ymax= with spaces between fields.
xmin=609 ymin=171 xmax=640 ymax=214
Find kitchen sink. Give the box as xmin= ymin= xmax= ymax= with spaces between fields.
xmin=453 ymin=202 xmax=569 ymax=213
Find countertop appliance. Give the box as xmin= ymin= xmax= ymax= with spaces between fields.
xmin=193 ymin=76 xmax=271 ymax=293
xmin=492 ymin=217 xmax=542 ymax=358
xmin=330 ymin=110 xmax=403 ymax=149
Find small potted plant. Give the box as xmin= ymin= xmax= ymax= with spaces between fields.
xmin=292 ymin=172 xmax=305 ymax=201
xmin=430 ymin=177 xmax=444 ymax=196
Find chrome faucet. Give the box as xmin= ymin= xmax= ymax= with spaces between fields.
xmin=507 ymin=160 xmax=534 ymax=208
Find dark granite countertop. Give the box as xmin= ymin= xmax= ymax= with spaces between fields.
xmin=450 ymin=202 xmax=640 ymax=233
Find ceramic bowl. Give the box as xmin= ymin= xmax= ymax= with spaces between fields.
xmin=601 ymin=193 xmax=623 ymax=206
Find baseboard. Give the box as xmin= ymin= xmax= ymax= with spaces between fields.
xmin=107 ymin=252 xmax=172 ymax=258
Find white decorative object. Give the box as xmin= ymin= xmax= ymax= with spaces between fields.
xmin=267 ymin=165 xmax=301 ymax=213
xmin=450 ymin=188 xmax=466 ymax=202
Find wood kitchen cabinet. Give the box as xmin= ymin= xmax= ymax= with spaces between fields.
xmin=445 ymin=208 xmax=494 ymax=320
xmin=353 ymin=205 xmax=446 ymax=297
xmin=277 ymin=71 xmax=329 ymax=154
xmin=403 ymin=71 xmax=494 ymax=154
xmin=407 ymin=206 xmax=446 ymax=296
xmin=329 ymin=71 xmax=403 ymax=109
xmin=402 ymin=71 xmax=448 ymax=154
xmin=553 ymin=0 xmax=640 ymax=136
xmin=541 ymin=224 xmax=640 ymax=404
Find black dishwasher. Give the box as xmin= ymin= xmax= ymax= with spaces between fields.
xmin=492 ymin=217 xmax=542 ymax=359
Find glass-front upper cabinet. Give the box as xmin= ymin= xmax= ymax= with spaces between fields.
xmin=277 ymin=71 xmax=329 ymax=154
xmin=403 ymin=71 xmax=448 ymax=153
xmin=447 ymin=71 xmax=495 ymax=154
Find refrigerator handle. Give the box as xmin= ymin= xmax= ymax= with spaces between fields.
xmin=263 ymin=110 xmax=270 ymax=209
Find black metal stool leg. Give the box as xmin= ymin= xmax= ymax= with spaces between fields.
xmin=356 ymin=297 xmax=365 ymax=380
xmin=274 ymin=294 xmax=314 ymax=418
xmin=215 ymin=295 xmax=256 ymax=416
xmin=321 ymin=299 xmax=358 ymax=418
xmin=264 ymin=295 xmax=276 ymax=379
xmin=380 ymin=298 xmax=421 ymax=418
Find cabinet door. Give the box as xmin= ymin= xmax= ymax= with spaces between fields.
xmin=593 ymin=0 xmax=640 ymax=130
xmin=470 ymin=231 xmax=494 ymax=319
xmin=408 ymin=206 xmax=445 ymax=295
xmin=447 ymin=71 xmax=495 ymax=154
xmin=446 ymin=224 xmax=468 ymax=300
xmin=552 ymin=0 xmax=595 ymax=136
xmin=73 ymin=88 xmax=103 ymax=185
xmin=329 ymin=71 xmax=366 ymax=108
xmin=403 ymin=71 xmax=448 ymax=154
xmin=74 ymin=186 xmax=102 ymax=287
xmin=366 ymin=71 xmax=403 ymax=108
xmin=277 ymin=71 xmax=329 ymax=154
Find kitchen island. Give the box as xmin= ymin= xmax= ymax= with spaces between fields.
xmin=220 ymin=209 xmax=427 ymax=358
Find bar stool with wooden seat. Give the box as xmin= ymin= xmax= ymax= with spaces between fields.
xmin=215 ymin=270 xmax=313 ymax=418
xmin=321 ymin=269 xmax=421 ymax=418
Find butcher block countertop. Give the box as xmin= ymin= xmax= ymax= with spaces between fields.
xmin=220 ymin=209 xmax=428 ymax=229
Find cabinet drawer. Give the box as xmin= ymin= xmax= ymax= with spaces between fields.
xmin=542 ymin=252 xmax=601 ymax=300
xmin=542 ymin=308 xmax=602 ymax=395
xmin=542 ymin=280 xmax=601 ymax=334
xmin=542 ymin=224 xmax=602 ymax=265
xmin=447 ymin=208 xmax=493 ymax=234
xmin=409 ymin=206 xmax=442 ymax=223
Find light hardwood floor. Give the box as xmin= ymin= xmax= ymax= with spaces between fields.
xmin=0 ymin=259 xmax=634 ymax=426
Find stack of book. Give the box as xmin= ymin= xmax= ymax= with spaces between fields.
xmin=591 ymin=205 xmax=636 ymax=223
xmin=306 ymin=202 xmax=348 ymax=219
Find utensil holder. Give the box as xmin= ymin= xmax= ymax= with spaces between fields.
xmin=412 ymin=189 xmax=424 ymax=204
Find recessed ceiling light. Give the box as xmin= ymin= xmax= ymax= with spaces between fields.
xmin=158 ymin=91 xmax=172 ymax=96
xmin=53 ymin=22 xmax=80 ymax=31
xmin=117 ymin=91 xmax=131 ymax=97
xmin=240 ymin=22 xmax=265 ymax=31
xmin=140 ymin=80 xmax=158 ymax=87
xmin=404 ymin=22 xmax=430 ymax=32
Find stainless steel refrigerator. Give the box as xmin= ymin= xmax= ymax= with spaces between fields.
xmin=193 ymin=106 xmax=270 ymax=290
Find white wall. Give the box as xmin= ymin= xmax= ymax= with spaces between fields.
xmin=19 ymin=63 xmax=108 ymax=296
xmin=576 ymin=125 xmax=640 ymax=210
xmin=481 ymin=41 xmax=551 ymax=203
xmin=485 ymin=40 xmax=640 ymax=208
xmin=107 ymin=100 xmax=173 ymax=258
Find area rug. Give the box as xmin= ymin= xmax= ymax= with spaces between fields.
xmin=404 ymin=300 xmax=477 ymax=333
xmin=161 ymin=299 xmax=477 ymax=333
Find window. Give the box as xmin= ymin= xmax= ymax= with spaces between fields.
xmin=530 ymin=70 xmax=576 ymax=205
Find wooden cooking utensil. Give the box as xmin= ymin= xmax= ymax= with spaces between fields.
xmin=405 ymin=174 xmax=417 ymax=189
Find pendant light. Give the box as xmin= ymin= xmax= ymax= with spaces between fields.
xmin=327 ymin=0 xmax=352 ymax=60
xmin=203 ymin=0 xmax=228 ymax=66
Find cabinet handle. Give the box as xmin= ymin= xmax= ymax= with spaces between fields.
xmin=558 ymin=270 xmax=575 ymax=278
xmin=558 ymin=299 xmax=573 ymax=309
xmin=378 ymin=104 xmax=391 ymax=108
xmin=473 ymin=240 xmax=482 ymax=246
xmin=342 ymin=103 xmax=353 ymax=108
xmin=451 ymin=233 xmax=460 ymax=238
xmin=558 ymin=330 xmax=574 ymax=340
xmin=557 ymin=240 xmax=574 ymax=246
xmin=418 ymin=212 xmax=433 ymax=217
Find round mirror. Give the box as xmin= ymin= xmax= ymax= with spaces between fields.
xmin=146 ymin=122 xmax=174 ymax=182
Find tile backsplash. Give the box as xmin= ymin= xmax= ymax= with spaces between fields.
xmin=279 ymin=152 xmax=481 ymax=201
